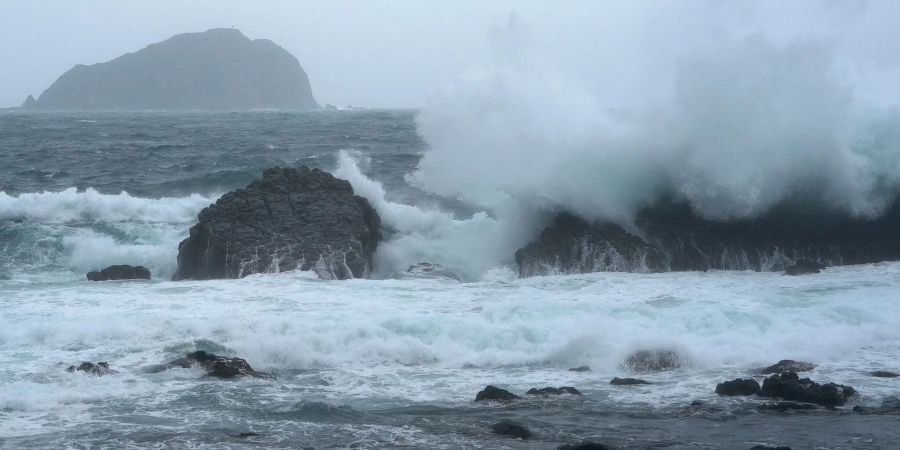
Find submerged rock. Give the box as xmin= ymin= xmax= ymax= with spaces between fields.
xmin=391 ymin=262 xmax=461 ymax=281
xmin=67 ymin=361 xmax=117 ymax=376
xmin=623 ymin=350 xmax=682 ymax=373
xmin=759 ymin=360 xmax=816 ymax=374
xmin=86 ymin=265 xmax=151 ymax=281
xmin=568 ymin=365 xmax=592 ymax=372
xmin=158 ymin=351 xmax=273 ymax=379
xmin=758 ymin=402 xmax=818 ymax=412
xmin=716 ymin=378 xmax=761 ymax=396
xmin=475 ymin=385 xmax=520 ymax=402
xmin=870 ymin=370 xmax=899 ymax=378
xmin=758 ymin=371 xmax=856 ymax=407
xmin=749 ymin=446 xmax=793 ymax=450
xmin=783 ymin=259 xmax=825 ymax=275
xmin=491 ymin=420 xmax=532 ymax=439
xmin=526 ymin=386 xmax=582 ymax=396
xmin=172 ymin=166 xmax=380 ymax=281
xmin=558 ymin=442 xmax=612 ymax=450
xmin=514 ymin=213 xmax=669 ymax=277
xmin=610 ymin=377 xmax=650 ymax=386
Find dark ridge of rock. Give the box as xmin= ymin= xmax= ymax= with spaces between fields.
xmin=558 ymin=442 xmax=612 ymax=450
xmin=623 ymin=350 xmax=682 ymax=373
xmin=568 ymin=366 xmax=592 ymax=372
xmin=514 ymin=213 xmax=669 ymax=277
xmin=66 ymin=361 xmax=117 ymax=376
xmin=26 ymin=28 xmax=318 ymax=111
xmin=475 ymin=385 xmax=520 ymax=402
xmin=870 ymin=370 xmax=899 ymax=378
xmin=490 ymin=420 xmax=532 ymax=439
xmin=172 ymin=166 xmax=380 ymax=281
xmin=758 ymin=402 xmax=818 ymax=412
xmin=610 ymin=377 xmax=650 ymax=386
xmin=87 ymin=265 xmax=151 ymax=281
xmin=783 ymin=259 xmax=825 ymax=275
xmin=759 ymin=360 xmax=816 ymax=374
xmin=749 ymin=446 xmax=793 ymax=450
xmin=716 ymin=378 xmax=761 ymax=396
xmin=526 ymin=386 xmax=582 ymax=396
xmin=757 ymin=371 xmax=856 ymax=407
xmin=391 ymin=262 xmax=461 ymax=281
xmin=159 ymin=351 xmax=273 ymax=379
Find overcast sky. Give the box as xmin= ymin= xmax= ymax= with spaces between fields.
xmin=3 ymin=1 xmax=900 ymax=109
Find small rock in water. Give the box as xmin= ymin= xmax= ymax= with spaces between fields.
xmin=568 ymin=365 xmax=591 ymax=372
xmin=66 ymin=361 xmax=117 ymax=376
xmin=869 ymin=370 xmax=899 ymax=378
xmin=623 ymin=349 xmax=682 ymax=373
xmin=526 ymin=386 xmax=582 ymax=396
xmin=749 ymin=446 xmax=793 ymax=450
xmin=610 ymin=377 xmax=650 ymax=386
xmin=391 ymin=262 xmax=462 ymax=281
xmin=758 ymin=371 xmax=856 ymax=407
xmin=475 ymin=385 xmax=520 ymax=402
xmin=558 ymin=442 xmax=611 ymax=450
xmin=716 ymin=378 xmax=761 ymax=396
xmin=759 ymin=360 xmax=816 ymax=374
xmin=229 ymin=432 xmax=262 ymax=438
xmin=158 ymin=350 xmax=274 ymax=379
xmin=783 ymin=259 xmax=824 ymax=275
xmin=86 ymin=265 xmax=151 ymax=281
xmin=491 ymin=420 xmax=532 ymax=439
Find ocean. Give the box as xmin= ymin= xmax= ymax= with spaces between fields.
xmin=1 ymin=110 xmax=899 ymax=449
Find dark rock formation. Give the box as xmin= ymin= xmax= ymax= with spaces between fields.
xmin=783 ymin=259 xmax=825 ymax=275
xmin=759 ymin=360 xmax=816 ymax=374
xmin=623 ymin=350 xmax=682 ymax=373
xmin=716 ymin=378 xmax=761 ymax=396
xmin=869 ymin=370 xmax=899 ymax=378
xmin=610 ymin=377 xmax=650 ymax=386
xmin=21 ymin=95 xmax=36 ymax=108
xmin=67 ymin=361 xmax=117 ymax=376
xmin=491 ymin=420 xmax=532 ymax=439
xmin=172 ymin=166 xmax=380 ymax=281
xmin=569 ymin=365 xmax=592 ymax=372
xmin=474 ymin=385 xmax=520 ymax=402
xmin=391 ymin=262 xmax=461 ymax=281
xmin=155 ymin=351 xmax=273 ymax=379
xmin=758 ymin=371 xmax=856 ymax=407
xmin=526 ymin=386 xmax=582 ymax=396
xmin=516 ymin=201 xmax=900 ymax=277
xmin=23 ymin=28 xmax=317 ymax=111
xmin=558 ymin=442 xmax=612 ymax=450
xmin=515 ymin=213 xmax=669 ymax=277
xmin=87 ymin=265 xmax=151 ymax=281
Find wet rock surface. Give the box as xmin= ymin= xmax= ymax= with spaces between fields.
xmin=474 ymin=385 xmax=520 ymax=402
xmin=391 ymin=262 xmax=462 ymax=281
xmin=491 ymin=420 xmax=532 ymax=439
xmin=154 ymin=351 xmax=274 ymax=379
xmin=759 ymin=360 xmax=817 ymax=374
xmin=783 ymin=259 xmax=825 ymax=275
xmin=568 ymin=366 xmax=592 ymax=372
xmin=623 ymin=350 xmax=682 ymax=373
xmin=757 ymin=371 xmax=856 ymax=407
xmin=716 ymin=378 xmax=761 ymax=396
xmin=86 ymin=265 xmax=150 ymax=281
xmin=870 ymin=370 xmax=899 ymax=378
xmin=526 ymin=386 xmax=582 ymax=396
xmin=66 ymin=361 xmax=117 ymax=376
xmin=610 ymin=377 xmax=650 ymax=386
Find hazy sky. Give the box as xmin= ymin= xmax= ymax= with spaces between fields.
xmin=0 ymin=0 xmax=589 ymax=108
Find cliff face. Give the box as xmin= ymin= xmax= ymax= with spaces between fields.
xmin=24 ymin=28 xmax=318 ymax=111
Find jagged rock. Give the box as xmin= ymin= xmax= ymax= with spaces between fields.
xmin=66 ymin=361 xmax=117 ymax=376
xmin=156 ymin=351 xmax=273 ymax=379
xmin=758 ymin=402 xmax=818 ymax=411
xmin=526 ymin=386 xmax=582 ymax=396
xmin=870 ymin=370 xmax=899 ymax=378
xmin=783 ymin=259 xmax=825 ymax=275
xmin=716 ymin=378 xmax=761 ymax=396
xmin=610 ymin=377 xmax=650 ymax=386
xmin=172 ymin=166 xmax=380 ymax=281
xmin=623 ymin=350 xmax=682 ymax=373
xmin=759 ymin=360 xmax=816 ymax=374
xmin=475 ymin=385 xmax=520 ymax=402
xmin=86 ymin=265 xmax=151 ymax=281
xmin=21 ymin=95 xmax=36 ymax=109
xmin=568 ymin=366 xmax=592 ymax=372
xmin=25 ymin=28 xmax=317 ymax=111
xmin=491 ymin=420 xmax=532 ymax=439
xmin=515 ymin=213 xmax=668 ymax=277
xmin=391 ymin=262 xmax=461 ymax=281
xmin=558 ymin=442 xmax=611 ymax=450
xmin=758 ymin=371 xmax=856 ymax=407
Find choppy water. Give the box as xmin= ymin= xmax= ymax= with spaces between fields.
xmin=1 ymin=111 xmax=900 ymax=449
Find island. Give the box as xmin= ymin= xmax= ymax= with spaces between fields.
xmin=20 ymin=28 xmax=318 ymax=111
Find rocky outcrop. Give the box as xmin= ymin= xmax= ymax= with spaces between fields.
xmin=610 ymin=377 xmax=650 ymax=386
xmin=568 ymin=366 xmax=591 ymax=372
xmin=475 ymin=385 xmax=520 ymax=402
xmin=783 ymin=259 xmax=824 ymax=275
xmin=870 ymin=371 xmax=899 ymax=378
xmin=716 ymin=378 xmax=761 ymax=396
xmin=623 ymin=350 xmax=682 ymax=373
xmin=526 ymin=386 xmax=582 ymax=396
xmin=23 ymin=28 xmax=318 ymax=111
xmin=759 ymin=360 xmax=816 ymax=374
xmin=515 ymin=213 xmax=668 ymax=277
xmin=67 ymin=361 xmax=117 ymax=376
xmin=491 ymin=420 xmax=532 ymax=439
xmin=172 ymin=166 xmax=380 ymax=281
xmin=151 ymin=351 xmax=273 ymax=379
xmin=758 ymin=371 xmax=856 ymax=407
xmin=87 ymin=265 xmax=151 ymax=281
xmin=391 ymin=262 xmax=461 ymax=281
xmin=516 ymin=201 xmax=900 ymax=277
